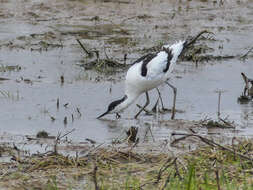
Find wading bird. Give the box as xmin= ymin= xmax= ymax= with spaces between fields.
xmin=97 ymin=31 xmax=211 ymax=119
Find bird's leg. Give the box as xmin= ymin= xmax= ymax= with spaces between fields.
xmin=155 ymin=88 xmax=170 ymax=112
xmin=151 ymin=98 xmax=159 ymax=113
xmin=152 ymin=88 xmax=170 ymax=113
xmin=135 ymin=92 xmax=150 ymax=119
xmin=151 ymin=89 xmax=162 ymax=112
xmin=165 ymin=81 xmax=177 ymax=120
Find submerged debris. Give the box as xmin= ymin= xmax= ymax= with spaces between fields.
xmin=0 ymin=77 xmax=10 ymax=81
xmin=0 ymin=32 xmax=63 ymax=51
xmin=238 ymin=72 xmax=253 ymax=103
xmin=0 ymin=65 xmax=21 ymax=72
xmin=201 ymin=117 xmax=235 ymax=129
xmin=126 ymin=126 xmax=139 ymax=143
xmin=205 ymin=120 xmax=231 ymax=129
xmin=77 ymin=39 xmax=128 ymax=74
xmin=36 ymin=130 xmax=49 ymax=138
xmin=238 ymin=95 xmax=252 ymax=103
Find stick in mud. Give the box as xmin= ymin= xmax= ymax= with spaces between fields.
xmin=240 ymin=46 xmax=253 ymax=60
xmin=155 ymin=158 xmax=176 ymax=184
xmin=171 ymin=133 xmax=253 ymax=161
xmin=93 ymin=164 xmax=99 ymax=190
xmin=126 ymin=126 xmax=138 ymax=143
xmin=57 ymin=98 xmax=59 ymax=110
xmin=215 ymin=169 xmax=221 ymax=190
xmin=144 ymin=126 xmax=155 ymax=142
xmin=60 ymin=75 xmax=64 ymax=84
xmin=53 ymin=129 xmax=76 ymax=155
xmin=218 ymin=91 xmax=221 ymax=117
xmin=76 ymin=107 xmax=82 ymax=117
xmin=64 ymin=116 xmax=67 ymax=125
xmin=184 ymin=30 xmax=214 ymax=49
xmin=76 ymin=39 xmax=92 ymax=56
xmin=161 ymin=172 xmax=171 ymax=190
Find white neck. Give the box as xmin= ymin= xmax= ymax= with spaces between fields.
xmin=115 ymin=93 xmax=139 ymax=113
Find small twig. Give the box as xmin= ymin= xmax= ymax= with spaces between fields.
xmin=52 ymin=129 xmax=76 ymax=155
xmin=93 ymin=164 xmax=99 ymax=190
xmin=185 ymin=30 xmax=214 ymax=48
xmin=132 ymin=137 xmax=140 ymax=148
xmin=240 ymin=47 xmax=253 ymax=60
xmin=126 ymin=126 xmax=138 ymax=143
xmin=218 ymin=91 xmax=221 ymax=117
xmin=76 ymin=107 xmax=82 ymax=117
xmin=161 ymin=172 xmax=171 ymax=190
xmin=121 ymin=16 xmax=137 ymax=24
xmin=59 ymin=128 xmax=76 ymax=140
xmin=56 ymin=98 xmax=59 ymax=110
xmin=50 ymin=115 xmax=56 ymax=122
xmin=103 ymin=46 xmax=110 ymax=60
xmin=170 ymin=134 xmax=192 ymax=146
xmin=64 ymin=116 xmax=67 ymax=125
xmin=60 ymin=75 xmax=64 ymax=84
xmin=76 ymin=39 xmax=92 ymax=56
xmin=174 ymin=158 xmax=182 ymax=180
xmin=124 ymin=53 xmax=127 ymax=65
xmin=72 ymin=114 xmax=74 ymax=122
xmin=148 ymin=126 xmax=155 ymax=142
xmin=95 ymin=51 xmax=100 ymax=64
xmin=82 ymin=143 xmax=105 ymax=157
xmin=215 ymin=169 xmax=221 ymax=190
xmin=232 ymin=137 xmax=236 ymax=161
xmin=142 ymin=126 xmax=155 ymax=142
xmin=155 ymin=158 xmax=175 ymax=184
xmin=171 ymin=133 xmax=253 ymax=161
xmin=218 ymin=117 xmax=235 ymax=129
xmin=53 ymin=132 xmax=61 ymax=155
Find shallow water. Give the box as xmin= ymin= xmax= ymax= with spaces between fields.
xmin=0 ymin=0 xmax=253 ymax=151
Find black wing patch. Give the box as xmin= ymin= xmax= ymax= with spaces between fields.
xmin=132 ymin=53 xmax=155 ymax=65
xmin=162 ymin=48 xmax=173 ymax=73
xmin=138 ymin=53 xmax=157 ymax=77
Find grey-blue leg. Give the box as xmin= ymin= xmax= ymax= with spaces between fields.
xmin=165 ymin=82 xmax=177 ymax=120
xmin=135 ymin=92 xmax=150 ymax=119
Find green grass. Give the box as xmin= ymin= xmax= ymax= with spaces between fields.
xmin=0 ymin=140 xmax=252 ymax=190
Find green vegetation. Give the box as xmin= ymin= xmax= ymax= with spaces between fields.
xmin=0 ymin=140 xmax=252 ymax=190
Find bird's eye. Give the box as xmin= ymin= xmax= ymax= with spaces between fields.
xmin=116 ymin=113 xmax=121 ymax=119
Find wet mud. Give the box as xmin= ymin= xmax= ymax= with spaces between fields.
xmin=0 ymin=0 xmax=253 ymax=157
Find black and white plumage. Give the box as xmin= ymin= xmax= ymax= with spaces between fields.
xmin=97 ymin=40 xmax=187 ymax=119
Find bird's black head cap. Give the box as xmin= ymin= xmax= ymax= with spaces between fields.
xmin=97 ymin=95 xmax=127 ymax=119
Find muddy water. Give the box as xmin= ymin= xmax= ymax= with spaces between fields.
xmin=0 ymin=0 xmax=253 ymax=152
